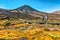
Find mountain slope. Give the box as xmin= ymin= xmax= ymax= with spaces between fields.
xmin=0 ymin=5 xmax=60 ymax=20
xmin=9 ymin=5 xmax=47 ymax=19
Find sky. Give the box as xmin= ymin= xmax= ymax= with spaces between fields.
xmin=0 ymin=0 xmax=60 ymax=13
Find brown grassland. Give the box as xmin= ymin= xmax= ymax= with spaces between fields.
xmin=0 ymin=19 xmax=60 ymax=40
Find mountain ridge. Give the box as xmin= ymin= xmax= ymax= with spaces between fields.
xmin=0 ymin=5 xmax=60 ymax=20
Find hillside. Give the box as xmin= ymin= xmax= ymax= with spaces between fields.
xmin=0 ymin=5 xmax=60 ymax=20
xmin=0 ymin=5 xmax=47 ymax=19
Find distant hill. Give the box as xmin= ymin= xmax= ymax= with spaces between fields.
xmin=48 ymin=10 xmax=60 ymax=19
xmin=52 ymin=10 xmax=60 ymax=14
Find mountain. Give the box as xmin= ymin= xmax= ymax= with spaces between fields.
xmin=0 ymin=5 xmax=60 ymax=20
xmin=9 ymin=5 xmax=47 ymax=19
xmin=16 ymin=5 xmax=38 ymax=11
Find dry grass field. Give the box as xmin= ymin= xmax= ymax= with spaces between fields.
xmin=0 ymin=19 xmax=60 ymax=40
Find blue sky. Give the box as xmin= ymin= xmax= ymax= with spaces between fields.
xmin=0 ymin=0 xmax=60 ymax=13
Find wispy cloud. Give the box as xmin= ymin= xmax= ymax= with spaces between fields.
xmin=0 ymin=5 xmax=7 ymax=9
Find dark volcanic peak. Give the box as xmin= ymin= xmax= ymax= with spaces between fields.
xmin=16 ymin=5 xmax=38 ymax=11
